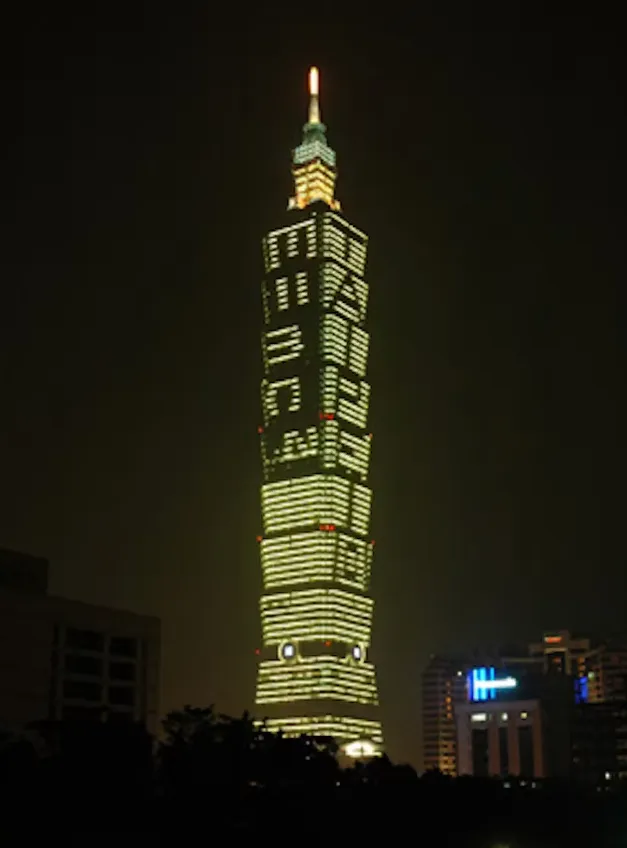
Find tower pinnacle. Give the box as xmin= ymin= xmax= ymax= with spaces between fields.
xmin=308 ymin=66 xmax=320 ymax=124
xmin=289 ymin=66 xmax=340 ymax=212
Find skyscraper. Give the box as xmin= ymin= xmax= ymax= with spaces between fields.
xmin=254 ymin=68 xmax=383 ymax=757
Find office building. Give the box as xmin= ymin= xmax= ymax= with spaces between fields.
xmin=423 ymin=630 xmax=627 ymax=781
xmin=0 ymin=549 xmax=160 ymax=734
xmin=527 ymin=630 xmax=592 ymax=677
xmin=571 ymin=701 xmax=627 ymax=783
xmin=254 ymin=68 xmax=383 ymax=756
xmin=421 ymin=630 xmax=606 ymax=775
xmin=586 ymin=641 xmax=627 ymax=704
xmin=422 ymin=655 xmax=468 ymax=774
xmin=455 ymin=666 xmax=572 ymax=779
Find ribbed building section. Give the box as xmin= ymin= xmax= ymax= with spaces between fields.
xmin=254 ymin=68 xmax=383 ymax=756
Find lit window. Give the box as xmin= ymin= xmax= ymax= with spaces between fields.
xmin=471 ymin=713 xmax=488 ymax=722
xmin=520 ymin=712 xmax=528 ymax=719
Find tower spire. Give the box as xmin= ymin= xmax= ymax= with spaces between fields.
xmin=288 ymin=66 xmax=340 ymax=211
xmin=308 ymin=66 xmax=320 ymax=125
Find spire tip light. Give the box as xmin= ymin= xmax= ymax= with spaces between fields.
xmin=309 ymin=66 xmax=319 ymax=96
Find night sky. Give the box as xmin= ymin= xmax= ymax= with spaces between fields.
xmin=4 ymin=6 xmax=624 ymax=765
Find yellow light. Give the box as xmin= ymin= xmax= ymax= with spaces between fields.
xmin=343 ymin=740 xmax=378 ymax=758
xmin=309 ymin=66 xmax=319 ymax=96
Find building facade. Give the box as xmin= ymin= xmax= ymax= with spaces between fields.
xmin=254 ymin=69 xmax=383 ymax=756
xmin=0 ymin=549 xmax=160 ymax=734
xmin=422 ymin=631 xmax=627 ymax=781
xmin=455 ymin=667 xmax=573 ymax=779
xmin=422 ymin=655 xmax=467 ymax=774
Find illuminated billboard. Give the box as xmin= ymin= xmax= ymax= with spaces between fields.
xmin=467 ymin=667 xmax=518 ymax=702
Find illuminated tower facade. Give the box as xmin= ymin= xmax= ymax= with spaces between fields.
xmin=254 ymin=68 xmax=383 ymax=756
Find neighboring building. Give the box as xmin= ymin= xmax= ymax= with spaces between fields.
xmin=526 ymin=630 xmax=627 ymax=705
xmin=0 ymin=549 xmax=160 ymax=734
xmin=527 ymin=630 xmax=592 ymax=678
xmin=586 ymin=641 xmax=627 ymax=704
xmin=421 ymin=630 xmax=627 ymax=776
xmin=571 ymin=701 xmax=627 ymax=783
xmin=254 ymin=68 xmax=383 ymax=756
xmin=455 ymin=667 xmax=573 ymax=779
xmin=422 ymin=656 xmax=467 ymax=775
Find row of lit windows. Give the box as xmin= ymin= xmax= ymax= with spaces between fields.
xmin=292 ymin=160 xmax=335 ymax=209
xmin=261 ymin=420 xmax=372 ymax=482
xmin=261 ymin=369 xmax=371 ymax=435
xmin=256 ymin=687 xmax=376 ymax=706
xmin=260 ymin=587 xmax=373 ymax=616
xmin=320 ymin=420 xmax=371 ymax=481
xmin=260 ymin=715 xmax=383 ymax=746
xmin=260 ymin=531 xmax=373 ymax=592
xmin=262 ymin=270 xmax=311 ymax=323
xmin=256 ymin=656 xmax=378 ymax=705
xmin=269 ymin=427 xmax=319 ymax=465
xmin=261 ymin=475 xmax=372 ymax=537
xmin=260 ymin=591 xmax=374 ymax=644
xmin=320 ymin=264 xmax=368 ymax=322
xmin=261 ymin=376 xmax=301 ymax=422
xmin=321 ymin=367 xmax=371 ymax=430
xmin=262 ymin=324 xmax=304 ymax=369
xmin=321 ymin=313 xmax=369 ymax=377
xmin=323 ymin=220 xmax=367 ymax=257
xmin=326 ymin=212 xmax=368 ymax=245
xmin=293 ymin=139 xmax=336 ymax=167
xmin=256 ymin=654 xmax=377 ymax=679
xmin=294 ymin=163 xmax=335 ymax=186
xmin=261 ymin=214 xmax=367 ymax=276
xmin=275 ymin=272 xmax=309 ymax=311
xmin=322 ymin=227 xmax=367 ymax=277
xmin=262 ymin=316 xmax=369 ymax=389
xmin=293 ymin=162 xmax=336 ymax=197
xmin=256 ymin=663 xmax=377 ymax=694
xmin=263 ymin=219 xmax=317 ymax=272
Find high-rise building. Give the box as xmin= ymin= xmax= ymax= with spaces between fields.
xmin=422 ymin=630 xmax=627 ymax=780
xmin=527 ymin=630 xmax=592 ymax=678
xmin=455 ymin=665 xmax=573 ymax=780
xmin=253 ymin=68 xmax=383 ymax=757
xmin=586 ymin=641 xmax=627 ymax=704
xmin=0 ymin=549 xmax=160 ymax=734
xmin=422 ymin=655 xmax=467 ymax=774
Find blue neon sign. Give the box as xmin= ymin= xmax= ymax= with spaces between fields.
xmin=467 ymin=667 xmax=517 ymax=701
xmin=575 ymin=675 xmax=589 ymax=704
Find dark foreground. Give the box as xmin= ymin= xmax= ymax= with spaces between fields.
xmin=1 ymin=707 xmax=625 ymax=846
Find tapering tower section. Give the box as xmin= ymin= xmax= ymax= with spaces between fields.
xmin=255 ymin=68 xmax=383 ymax=756
xmin=289 ymin=67 xmax=341 ymax=212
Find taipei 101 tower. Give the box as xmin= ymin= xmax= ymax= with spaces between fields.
xmin=254 ymin=68 xmax=383 ymax=757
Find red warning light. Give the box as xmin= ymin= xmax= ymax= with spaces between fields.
xmin=371 ymin=540 xmax=376 ymax=546
xmin=254 ymin=648 xmax=261 ymax=656
xmin=319 ymin=411 xmax=335 ymax=421
xmin=256 ymin=535 xmax=263 ymax=543
xmin=257 ymin=426 xmax=264 ymax=434
xmin=324 ymin=640 xmax=332 ymax=647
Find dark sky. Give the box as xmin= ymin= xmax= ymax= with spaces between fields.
xmin=3 ymin=5 xmax=624 ymax=766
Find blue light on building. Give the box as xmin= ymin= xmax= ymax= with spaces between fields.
xmin=575 ymin=675 xmax=589 ymax=704
xmin=467 ymin=667 xmax=518 ymax=702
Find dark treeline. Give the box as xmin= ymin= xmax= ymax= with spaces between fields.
xmin=1 ymin=706 xmax=625 ymax=845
